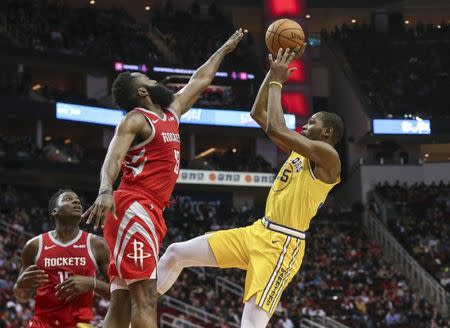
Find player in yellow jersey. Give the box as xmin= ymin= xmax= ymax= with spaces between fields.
xmin=157 ymin=48 xmax=343 ymax=327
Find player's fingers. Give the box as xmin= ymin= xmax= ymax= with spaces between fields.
xmin=56 ymin=288 xmax=71 ymax=299
xmin=299 ymin=42 xmax=307 ymax=56
xmin=86 ymin=204 xmax=99 ymax=225
xmin=23 ymin=268 xmax=45 ymax=276
xmin=288 ymin=50 xmax=297 ymax=62
xmin=65 ymin=293 xmax=77 ymax=302
xmin=32 ymin=276 xmax=49 ymax=284
xmin=94 ymin=207 xmax=106 ymax=231
xmin=84 ymin=206 xmax=96 ymax=225
xmin=37 ymin=278 xmax=49 ymax=286
xmin=111 ymin=203 xmax=118 ymax=221
xmin=56 ymin=277 xmax=72 ymax=290
xmin=82 ymin=205 xmax=94 ymax=221
xmin=282 ymin=48 xmax=291 ymax=63
xmin=232 ymin=28 xmax=241 ymax=39
xmin=33 ymin=279 xmax=48 ymax=288
xmin=276 ymin=48 xmax=283 ymax=61
xmin=25 ymin=264 xmax=39 ymax=271
xmin=268 ymin=53 xmax=275 ymax=67
xmin=55 ymin=282 xmax=69 ymax=291
xmin=23 ymin=270 xmax=47 ymax=278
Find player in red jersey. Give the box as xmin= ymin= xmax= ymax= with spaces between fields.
xmin=82 ymin=29 xmax=245 ymax=328
xmin=13 ymin=189 xmax=110 ymax=328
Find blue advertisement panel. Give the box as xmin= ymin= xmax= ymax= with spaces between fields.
xmin=372 ymin=119 xmax=431 ymax=135
xmin=56 ymin=102 xmax=296 ymax=129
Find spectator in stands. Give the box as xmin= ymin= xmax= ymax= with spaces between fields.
xmin=6 ymin=0 xmax=163 ymax=64
xmin=1 ymin=185 xmax=447 ymax=327
xmin=374 ymin=181 xmax=450 ymax=292
xmin=326 ymin=22 xmax=450 ymax=118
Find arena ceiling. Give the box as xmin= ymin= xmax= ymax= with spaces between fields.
xmin=64 ymin=0 xmax=449 ymax=23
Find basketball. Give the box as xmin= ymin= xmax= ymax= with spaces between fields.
xmin=265 ymin=19 xmax=306 ymax=55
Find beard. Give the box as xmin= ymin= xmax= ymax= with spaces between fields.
xmin=146 ymin=84 xmax=175 ymax=108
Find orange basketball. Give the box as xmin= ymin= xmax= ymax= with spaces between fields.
xmin=265 ymin=19 xmax=306 ymax=56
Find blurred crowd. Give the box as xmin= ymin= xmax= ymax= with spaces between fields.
xmin=0 ymin=132 xmax=84 ymax=164
xmin=163 ymin=203 xmax=449 ymax=327
xmin=0 ymin=186 xmax=106 ymax=327
xmin=0 ymin=184 xmax=449 ymax=328
xmin=1 ymin=132 xmax=277 ymax=173
xmin=1 ymin=185 xmax=449 ymax=327
xmin=5 ymin=0 xmax=162 ymax=64
xmin=1 ymin=0 xmax=259 ymax=110
xmin=374 ymin=181 xmax=450 ymax=292
xmin=5 ymin=0 xmax=258 ymax=70
xmin=327 ymin=22 xmax=450 ymax=118
xmin=152 ymin=0 xmax=257 ymax=71
xmin=187 ymin=149 xmax=275 ymax=173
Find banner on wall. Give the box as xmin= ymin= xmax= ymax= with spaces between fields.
xmin=177 ymin=169 xmax=275 ymax=187
xmin=56 ymin=102 xmax=295 ymax=129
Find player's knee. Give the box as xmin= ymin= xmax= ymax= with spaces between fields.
xmin=164 ymin=243 xmax=183 ymax=265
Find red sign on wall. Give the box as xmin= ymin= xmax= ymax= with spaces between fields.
xmin=287 ymin=59 xmax=308 ymax=83
xmin=281 ymin=92 xmax=309 ymax=117
xmin=267 ymin=0 xmax=305 ymax=17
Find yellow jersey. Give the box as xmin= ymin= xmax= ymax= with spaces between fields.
xmin=265 ymin=151 xmax=340 ymax=232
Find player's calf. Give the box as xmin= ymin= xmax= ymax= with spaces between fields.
xmin=104 ymin=289 xmax=131 ymax=328
xmin=128 ymin=279 xmax=157 ymax=328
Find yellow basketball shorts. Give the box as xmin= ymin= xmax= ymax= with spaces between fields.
xmin=207 ymin=220 xmax=306 ymax=315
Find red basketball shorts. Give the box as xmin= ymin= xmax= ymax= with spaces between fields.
xmin=27 ymin=317 xmax=87 ymax=328
xmin=103 ymin=190 xmax=167 ymax=281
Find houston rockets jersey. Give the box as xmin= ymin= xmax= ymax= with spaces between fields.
xmin=34 ymin=230 xmax=98 ymax=326
xmin=118 ymin=107 xmax=180 ymax=208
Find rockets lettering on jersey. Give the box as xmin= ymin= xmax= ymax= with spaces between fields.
xmin=43 ymin=257 xmax=86 ymax=267
xmin=32 ymin=230 xmax=98 ymax=326
xmin=118 ymin=107 xmax=181 ymax=208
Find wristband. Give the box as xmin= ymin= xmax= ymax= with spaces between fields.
xmin=93 ymin=276 xmax=97 ymax=291
xmin=98 ymin=189 xmax=113 ymax=196
xmin=269 ymin=81 xmax=283 ymax=88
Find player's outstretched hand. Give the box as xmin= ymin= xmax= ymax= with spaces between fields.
xmin=83 ymin=193 xmax=116 ymax=230
xmin=220 ymin=28 xmax=247 ymax=54
xmin=268 ymin=48 xmax=298 ymax=84
xmin=55 ymin=275 xmax=93 ymax=302
xmin=16 ymin=265 xmax=49 ymax=290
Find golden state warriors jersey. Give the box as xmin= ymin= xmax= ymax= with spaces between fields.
xmin=265 ymin=151 xmax=340 ymax=232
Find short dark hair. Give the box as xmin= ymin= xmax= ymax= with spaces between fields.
xmin=48 ymin=189 xmax=74 ymax=220
xmin=317 ymin=111 xmax=344 ymax=144
xmin=111 ymin=71 xmax=138 ymax=111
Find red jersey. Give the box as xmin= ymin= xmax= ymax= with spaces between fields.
xmin=118 ymin=107 xmax=180 ymax=208
xmin=33 ymin=230 xmax=97 ymax=327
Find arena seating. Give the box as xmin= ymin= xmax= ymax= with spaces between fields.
xmin=374 ymin=181 xmax=450 ymax=293
xmin=151 ymin=1 xmax=258 ymax=72
xmin=5 ymin=0 xmax=162 ymax=64
xmin=327 ymin=22 xmax=450 ymax=118
xmin=1 ymin=186 xmax=448 ymax=327
xmin=164 ymin=203 xmax=448 ymax=327
xmin=0 ymin=132 xmax=276 ymax=173
xmin=0 ymin=132 xmax=85 ymax=164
